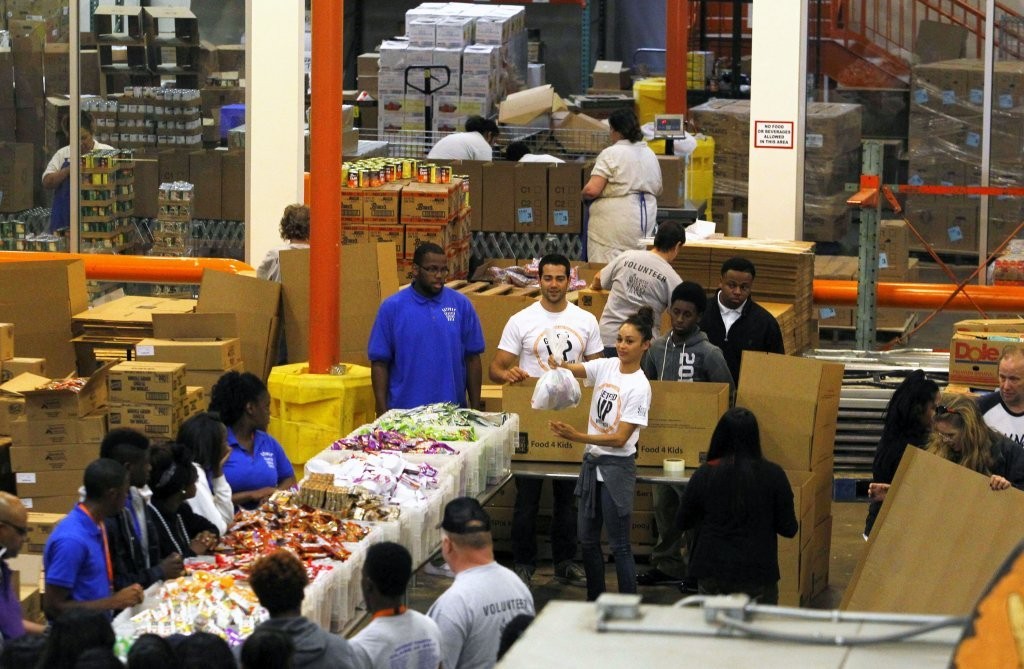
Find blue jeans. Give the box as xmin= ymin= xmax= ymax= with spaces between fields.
xmin=578 ymin=481 xmax=636 ymax=601
xmin=512 ymin=476 xmax=578 ymax=567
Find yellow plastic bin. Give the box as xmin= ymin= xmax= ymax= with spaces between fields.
xmin=633 ymin=76 xmax=666 ymax=126
xmin=267 ymin=362 xmax=375 ymax=465
xmin=687 ymin=135 xmax=715 ymax=218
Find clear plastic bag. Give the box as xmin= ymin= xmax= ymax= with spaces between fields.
xmin=531 ymin=367 xmax=582 ymax=411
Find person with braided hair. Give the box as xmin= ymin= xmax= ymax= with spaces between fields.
xmin=146 ymin=442 xmax=219 ymax=560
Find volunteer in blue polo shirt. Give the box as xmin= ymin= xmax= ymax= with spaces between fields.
xmin=210 ymin=371 xmax=297 ymax=510
xmin=368 ymin=242 xmax=486 ymax=414
xmin=42 ymin=459 xmax=146 ymax=621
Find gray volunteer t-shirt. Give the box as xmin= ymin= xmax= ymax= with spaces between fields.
xmin=598 ymin=249 xmax=682 ymax=346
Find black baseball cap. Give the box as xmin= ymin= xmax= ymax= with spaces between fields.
xmin=440 ymin=497 xmax=491 ymax=534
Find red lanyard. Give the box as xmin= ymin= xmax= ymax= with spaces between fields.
xmin=372 ymin=605 xmax=408 ymax=620
xmin=78 ymin=504 xmax=114 ymax=588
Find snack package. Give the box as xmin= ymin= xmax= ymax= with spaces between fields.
xmin=531 ymin=367 xmax=582 ymax=411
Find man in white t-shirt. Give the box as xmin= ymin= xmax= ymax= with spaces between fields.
xmin=428 ymin=497 xmax=535 ymax=669
xmin=490 ymin=254 xmax=602 ymax=588
xmin=593 ymin=219 xmax=685 ymax=355
xmin=979 ymin=345 xmax=1024 ymax=445
xmin=350 ymin=541 xmax=442 ymax=669
xmin=427 ymin=115 xmax=498 ymax=161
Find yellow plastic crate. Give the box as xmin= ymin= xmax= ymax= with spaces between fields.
xmin=269 ymin=416 xmax=345 ymax=466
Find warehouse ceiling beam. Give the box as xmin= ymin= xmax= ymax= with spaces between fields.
xmin=309 ymin=0 xmax=344 ymax=374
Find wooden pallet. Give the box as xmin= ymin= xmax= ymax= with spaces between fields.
xmin=447 ymin=280 xmax=540 ymax=298
xmin=817 ymin=314 xmax=917 ymax=343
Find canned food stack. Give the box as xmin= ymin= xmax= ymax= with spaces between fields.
xmin=150 ymin=181 xmax=194 ymax=257
xmin=80 ymin=149 xmax=137 ymax=254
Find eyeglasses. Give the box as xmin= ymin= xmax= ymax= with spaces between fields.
xmin=935 ymin=404 xmax=960 ymax=416
xmin=417 ymin=264 xmax=450 ymax=276
xmin=0 ymin=520 xmax=28 ymax=538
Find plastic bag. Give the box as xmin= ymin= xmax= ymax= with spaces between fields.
xmin=531 ymin=367 xmax=582 ymax=411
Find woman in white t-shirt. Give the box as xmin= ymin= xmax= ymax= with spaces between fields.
xmin=177 ymin=412 xmax=235 ymax=535
xmin=549 ymin=306 xmax=654 ymax=600
xmin=582 ymin=109 xmax=662 ymax=263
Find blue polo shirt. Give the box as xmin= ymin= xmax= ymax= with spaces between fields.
xmin=368 ymin=286 xmax=485 ymax=409
xmin=43 ymin=505 xmax=111 ymax=617
xmin=223 ymin=427 xmax=295 ymax=509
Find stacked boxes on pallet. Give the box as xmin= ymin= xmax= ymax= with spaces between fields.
xmin=107 ymin=361 xmax=199 ymax=439
xmin=907 ymin=59 xmax=1024 ymax=255
xmin=150 ymin=181 xmax=193 ymax=257
xmin=79 ymin=149 xmax=136 ymax=253
xmin=689 ymin=100 xmax=862 ymax=241
xmin=375 ymin=3 xmax=526 ymax=136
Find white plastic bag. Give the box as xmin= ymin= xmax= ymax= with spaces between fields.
xmin=531 ymin=367 xmax=582 ymax=411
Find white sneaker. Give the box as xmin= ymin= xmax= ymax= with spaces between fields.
xmin=422 ymin=560 xmax=455 ymax=578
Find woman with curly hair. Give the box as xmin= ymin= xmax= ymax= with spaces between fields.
xmin=929 ymin=393 xmax=1024 ymax=491
xmin=147 ymin=442 xmax=219 ymax=559
xmin=210 ymin=371 xmax=296 ymax=509
xmin=256 ymin=203 xmax=310 ymax=283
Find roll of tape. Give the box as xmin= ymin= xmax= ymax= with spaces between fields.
xmin=663 ymin=458 xmax=686 ymax=473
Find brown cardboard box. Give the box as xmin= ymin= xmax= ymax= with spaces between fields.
xmin=843 ymin=447 xmax=1024 ymax=614
xmin=404 ymin=223 xmax=450 ymax=259
xmin=20 ymin=495 xmax=77 ymax=514
xmin=108 ymin=402 xmax=185 ymax=437
xmin=25 ymin=512 xmax=64 ymax=547
xmin=505 ymin=381 xmax=590 ymax=462
xmin=132 ymin=150 xmax=159 ymax=218
xmin=736 ymin=352 xmax=844 ymax=471
xmin=785 ymin=469 xmax=818 ymax=549
xmin=184 ymin=363 xmax=241 ymax=400
xmin=135 ymin=338 xmax=242 ymax=371
xmin=400 ymin=182 xmax=460 ymax=223
xmin=147 ymin=312 xmax=240 ymax=368
xmin=42 ymin=43 xmax=69 ymax=94
xmin=447 ymin=160 xmax=484 ymax=231
xmin=189 ymin=150 xmax=223 ymax=220
xmin=591 ymin=61 xmax=631 ymax=90
xmin=513 ymin=163 xmax=548 ymax=234
xmin=637 ymin=381 xmax=730 ymax=466
xmin=547 ymin=163 xmax=583 ymax=233
xmin=107 ymin=361 xmax=186 ymax=405
xmin=947 ymin=331 xmax=1023 ymax=388
xmin=0 ymin=396 xmax=25 ymax=435
xmin=158 ymin=148 xmax=190 ymax=183
xmin=879 ymin=219 xmax=910 ymax=272
xmin=20 ymin=363 xmax=111 ymax=420
xmin=221 ymin=150 xmax=245 ymax=221
xmin=279 ymin=243 xmax=399 ymax=366
xmin=953 ymin=318 xmax=1024 ymax=333
xmin=341 ymin=188 xmax=363 ymax=223
xmin=481 ymin=162 xmax=516 ymax=232
xmin=9 ymin=412 xmax=103 ymax=446
xmin=657 ymin=156 xmax=684 ymax=208
xmin=464 ymin=292 xmax=536 ymax=361
xmin=10 ymin=444 xmax=96 ymax=472
xmin=362 ymin=183 xmax=403 ymax=222
xmin=575 ymin=289 xmax=608 ymax=321
xmin=197 ymin=270 xmax=281 ymax=380
xmin=0 ymin=324 xmax=12 ymax=361
xmin=15 ymin=469 xmax=84 ymax=498
xmin=0 ymin=142 xmax=35 ymax=212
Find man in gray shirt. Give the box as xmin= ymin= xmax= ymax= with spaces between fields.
xmin=428 ymin=498 xmax=535 ymax=669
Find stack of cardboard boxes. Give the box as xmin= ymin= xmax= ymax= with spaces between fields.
xmin=107 ymin=361 xmax=200 ymax=439
xmin=690 ymin=100 xmax=863 ymax=241
xmin=948 ymin=318 xmax=1024 ymax=389
xmin=906 ymin=59 xmax=1024 ymax=255
xmin=736 ymin=352 xmax=842 ymax=607
xmin=134 ymin=313 xmax=242 ymax=398
xmin=0 ymin=324 xmax=47 ymax=384
xmin=4 ymin=364 xmax=111 ymax=514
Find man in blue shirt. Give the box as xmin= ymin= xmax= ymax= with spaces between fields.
xmin=0 ymin=493 xmax=44 ymax=642
xmin=369 ymin=242 xmax=486 ymax=414
xmin=42 ymin=459 xmax=145 ymax=620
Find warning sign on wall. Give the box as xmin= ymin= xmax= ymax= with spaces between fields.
xmin=754 ymin=120 xmax=794 ymax=149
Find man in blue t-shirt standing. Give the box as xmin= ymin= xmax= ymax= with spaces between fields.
xmin=369 ymin=242 xmax=486 ymax=414
xmin=42 ymin=459 xmax=145 ymax=620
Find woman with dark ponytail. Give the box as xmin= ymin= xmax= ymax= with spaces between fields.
xmin=676 ymin=407 xmax=797 ymax=604
xmin=581 ymin=108 xmax=662 ymax=262
xmin=548 ymin=307 xmax=655 ymax=600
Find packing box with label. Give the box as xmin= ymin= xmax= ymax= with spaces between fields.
xmin=400 ymin=182 xmax=461 ymax=223
xmin=736 ymin=352 xmax=844 ymax=471
xmin=0 ymin=396 xmax=25 ymax=435
xmin=547 ymin=163 xmax=584 ymax=233
xmin=25 ymin=512 xmax=64 ymax=548
xmin=17 ymin=363 xmax=111 ymax=421
xmin=107 ymin=401 xmax=188 ymax=437
xmin=480 ymin=162 xmax=516 ymax=232
xmin=657 ymin=156 xmax=685 ymax=208
xmin=954 ymin=318 xmax=1024 ymax=333
xmin=15 ymin=469 xmax=84 ymax=498
xmin=0 ymin=324 xmax=13 ymax=361
xmin=108 ymin=361 xmax=187 ymax=405
xmin=21 ymin=495 xmax=78 ymax=514
xmin=513 ymin=163 xmax=548 ymax=233
xmin=133 ymin=312 xmax=241 ymax=372
xmin=10 ymin=443 xmax=97 ymax=472
xmin=591 ymin=60 xmax=632 ymax=90
xmin=8 ymin=411 xmax=105 ymax=447
xmin=197 ymin=270 xmax=281 ymax=380
xmin=1 ymin=358 xmax=47 ymax=383
xmin=948 ymin=331 xmax=1024 ymax=388
xmin=575 ymin=289 xmax=608 ymax=321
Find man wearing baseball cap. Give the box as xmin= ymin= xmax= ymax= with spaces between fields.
xmin=427 ymin=497 xmax=535 ymax=669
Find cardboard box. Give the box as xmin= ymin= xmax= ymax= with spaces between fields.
xmin=0 ymin=396 xmax=25 ymax=435
xmin=948 ymin=331 xmax=1024 ymax=388
xmin=0 ymin=325 xmax=13 ymax=361
xmin=637 ymin=382 xmax=730 ymax=466
xmin=498 ymin=85 xmax=566 ymax=127
xmin=19 ymin=363 xmax=111 ymax=420
xmin=575 ymin=289 xmax=608 ymax=321
xmin=148 ymin=312 xmax=240 ymax=367
xmin=0 ymin=143 xmax=35 ymax=212
xmin=657 ymin=156 xmax=684 ymax=208
xmin=10 ymin=444 xmax=97 ymax=472
xmin=158 ymin=148 xmax=190 ymax=183
xmin=279 ymin=243 xmax=399 ymax=366
xmin=513 ymin=163 xmax=548 ymax=233
xmin=464 ymin=292 xmax=537 ymax=362
xmin=135 ymin=337 xmax=242 ymax=372
xmin=189 ymin=150 xmax=223 ymax=220
xmin=9 ymin=414 xmax=104 ymax=447
xmin=736 ymin=352 xmax=844 ymax=471
xmin=480 ymin=162 xmax=516 ymax=232
xmin=591 ymin=61 xmax=631 ymax=91
xmin=20 ymin=495 xmax=78 ymax=514
xmin=400 ymin=182 xmax=460 ymax=223
xmin=197 ymin=271 xmax=281 ymax=380
xmin=107 ymin=361 xmax=187 ymax=405
xmin=25 ymin=512 xmax=65 ymax=547
xmin=15 ymin=469 xmax=84 ymax=498
xmin=404 ymin=223 xmax=450 ymax=259
xmin=185 ymin=362 xmax=241 ymax=399
xmin=221 ymin=150 xmax=245 ymax=221
xmin=505 ymin=382 xmax=590 ymax=462
xmin=108 ymin=402 xmax=185 ymax=437
xmin=953 ymin=318 xmax=1024 ymax=333
xmin=362 ymin=183 xmax=403 ymax=222
xmin=547 ymin=163 xmax=583 ymax=233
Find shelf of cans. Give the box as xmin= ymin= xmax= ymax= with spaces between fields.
xmin=300 ymin=404 xmax=515 ymax=567
xmin=150 ymin=182 xmax=195 ymax=257
xmin=112 ymin=492 xmax=385 ymax=649
xmin=84 ymin=87 xmax=203 ymax=149
xmin=80 ymin=150 xmax=137 ymax=253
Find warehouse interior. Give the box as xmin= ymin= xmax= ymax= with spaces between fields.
xmin=1 ymin=0 xmax=1024 ymax=666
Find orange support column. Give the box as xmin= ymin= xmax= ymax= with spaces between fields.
xmin=309 ymin=0 xmax=343 ymax=373
xmin=665 ymin=0 xmax=689 ymax=114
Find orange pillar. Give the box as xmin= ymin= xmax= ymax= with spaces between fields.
xmin=309 ymin=0 xmax=343 ymax=373
xmin=665 ymin=0 xmax=689 ymax=114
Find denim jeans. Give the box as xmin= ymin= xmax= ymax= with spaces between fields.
xmin=651 ymin=483 xmax=690 ymax=579
xmin=512 ymin=476 xmax=578 ymax=567
xmin=578 ymin=481 xmax=636 ymax=601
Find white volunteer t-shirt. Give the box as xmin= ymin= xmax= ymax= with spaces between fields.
xmin=427 ymin=131 xmax=493 ymax=160
xmin=349 ymin=609 xmax=443 ymax=669
xmin=582 ymin=358 xmax=651 ymax=458
xmin=598 ymin=249 xmax=682 ymax=346
xmin=497 ymin=302 xmax=603 ymax=376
